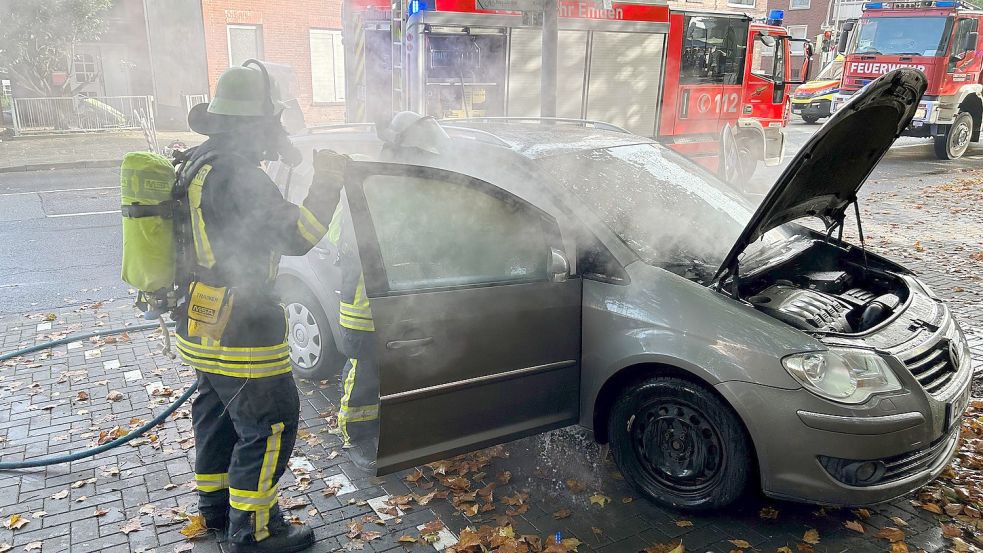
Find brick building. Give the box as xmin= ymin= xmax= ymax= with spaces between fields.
xmin=667 ymin=0 xmax=767 ymax=20
xmin=199 ymin=0 xmax=347 ymax=126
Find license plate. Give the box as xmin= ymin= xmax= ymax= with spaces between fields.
xmin=945 ymin=385 xmax=971 ymax=432
xmin=792 ymin=106 xmax=803 ymax=113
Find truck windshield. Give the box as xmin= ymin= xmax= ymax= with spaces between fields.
xmin=850 ymin=16 xmax=951 ymax=56
xmin=544 ymin=143 xmax=783 ymax=269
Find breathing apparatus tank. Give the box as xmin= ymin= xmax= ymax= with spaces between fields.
xmin=120 ymin=151 xmax=179 ymax=314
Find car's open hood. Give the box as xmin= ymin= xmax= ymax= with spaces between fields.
xmin=714 ymin=68 xmax=927 ymax=282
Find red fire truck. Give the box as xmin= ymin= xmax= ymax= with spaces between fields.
xmin=831 ymin=1 xmax=982 ymax=159
xmin=341 ymin=0 xmax=809 ymax=183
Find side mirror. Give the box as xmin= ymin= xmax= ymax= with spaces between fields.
xmin=549 ymin=248 xmax=570 ymax=283
xmin=758 ymin=33 xmax=777 ymax=48
xmin=838 ymin=21 xmax=855 ymax=54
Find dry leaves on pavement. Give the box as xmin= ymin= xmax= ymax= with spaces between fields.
xmin=120 ymin=517 xmax=142 ymax=535
xmin=179 ymin=514 xmax=209 ymax=539
xmin=875 ymin=527 xmax=906 ymax=543
xmin=2 ymin=515 xmax=28 ymax=530
xmin=844 ymin=520 xmax=865 ymax=533
xmin=801 ymin=529 xmax=820 ymax=545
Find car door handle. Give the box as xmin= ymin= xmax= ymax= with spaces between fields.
xmin=386 ymin=337 xmax=434 ymax=350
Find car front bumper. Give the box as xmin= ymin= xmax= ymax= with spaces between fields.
xmin=791 ymin=97 xmax=832 ymax=118
xmin=716 ymin=333 xmax=973 ymax=506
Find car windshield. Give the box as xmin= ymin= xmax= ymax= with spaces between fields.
xmin=543 ymin=143 xmax=785 ymax=270
xmin=815 ymin=58 xmax=844 ymax=81
xmin=850 ymin=16 xmax=951 ymax=56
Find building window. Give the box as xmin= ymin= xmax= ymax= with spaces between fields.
xmin=310 ymin=29 xmax=346 ymax=103
xmin=788 ymin=25 xmax=809 ymax=55
xmin=728 ymin=0 xmax=755 ymax=7
xmin=73 ymin=53 xmax=98 ymax=83
xmin=228 ymin=24 xmax=263 ymax=67
xmin=790 ymin=0 xmax=811 ymax=8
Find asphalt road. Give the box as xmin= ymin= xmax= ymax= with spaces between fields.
xmin=0 ymin=167 xmax=127 ymax=314
xmin=1 ymin=123 xmax=981 ymax=315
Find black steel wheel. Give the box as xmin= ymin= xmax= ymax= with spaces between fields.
xmin=608 ymin=376 xmax=751 ymax=510
xmin=801 ymin=115 xmax=821 ymax=124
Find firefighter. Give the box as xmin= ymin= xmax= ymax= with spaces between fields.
xmin=332 ymin=112 xmax=449 ymax=469
xmin=178 ymin=60 xmax=345 ymax=553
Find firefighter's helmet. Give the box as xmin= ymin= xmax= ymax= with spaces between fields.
xmin=377 ymin=111 xmax=450 ymax=155
xmin=189 ymin=60 xmax=284 ymax=135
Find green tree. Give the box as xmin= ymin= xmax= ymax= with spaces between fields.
xmin=0 ymin=0 xmax=115 ymax=97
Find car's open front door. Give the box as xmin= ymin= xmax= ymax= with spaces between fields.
xmin=343 ymin=161 xmax=582 ymax=474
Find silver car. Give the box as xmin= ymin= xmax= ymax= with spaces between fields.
xmin=269 ymin=70 xmax=974 ymax=510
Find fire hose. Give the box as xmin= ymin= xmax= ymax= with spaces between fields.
xmin=0 ymin=321 xmax=198 ymax=470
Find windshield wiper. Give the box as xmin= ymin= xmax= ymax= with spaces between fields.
xmin=858 ymin=48 xmax=883 ymax=55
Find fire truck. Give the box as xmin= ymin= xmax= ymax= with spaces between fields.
xmin=341 ymin=0 xmax=809 ymax=184
xmin=831 ymin=1 xmax=983 ymax=159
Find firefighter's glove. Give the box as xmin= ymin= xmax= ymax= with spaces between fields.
xmin=312 ymin=149 xmax=348 ymax=190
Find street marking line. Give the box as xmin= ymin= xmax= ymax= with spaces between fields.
xmin=0 ymin=186 xmax=117 ymax=197
xmin=46 ymin=209 xmax=121 ymax=218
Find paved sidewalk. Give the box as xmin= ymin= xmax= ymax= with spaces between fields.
xmin=0 ymin=132 xmax=202 ymax=172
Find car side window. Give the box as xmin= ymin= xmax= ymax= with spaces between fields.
xmin=361 ymin=173 xmax=551 ymax=292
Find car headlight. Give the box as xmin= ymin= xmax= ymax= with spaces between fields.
xmin=783 ymin=348 xmax=902 ymax=404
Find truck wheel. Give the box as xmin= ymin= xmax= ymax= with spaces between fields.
xmin=719 ymin=126 xmax=756 ymax=187
xmin=801 ymin=115 xmax=820 ymax=124
xmin=607 ymin=376 xmax=752 ymax=511
xmin=281 ymin=284 xmax=346 ymax=380
xmin=934 ymin=112 xmax=973 ymax=160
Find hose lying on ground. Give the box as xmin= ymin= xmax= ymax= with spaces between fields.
xmin=0 ymin=321 xmax=197 ymax=470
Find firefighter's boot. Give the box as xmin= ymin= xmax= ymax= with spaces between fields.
xmin=228 ymin=505 xmax=314 ymax=553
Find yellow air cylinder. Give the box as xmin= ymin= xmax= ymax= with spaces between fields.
xmin=120 ymin=151 xmax=177 ymax=293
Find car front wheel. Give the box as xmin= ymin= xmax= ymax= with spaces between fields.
xmin=801 ymin=115 xmax=821 ymax=124
xmin=608 ymin=376 xmax=752 ymax=511
xmin=281 ymin=284 xmax=346 ymax=380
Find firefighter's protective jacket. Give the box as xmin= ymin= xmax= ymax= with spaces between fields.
xmin=174 ymin=140 xmax=338 ymax=375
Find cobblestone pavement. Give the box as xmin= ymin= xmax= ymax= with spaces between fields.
xmin=1 ymin=166 xmax=983 ymax=553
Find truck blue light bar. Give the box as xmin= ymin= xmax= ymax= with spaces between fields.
xmin=863 ymin=0 xmax=961 ymax=8
xmin=766 ymin=9 xmax=784 ymax=25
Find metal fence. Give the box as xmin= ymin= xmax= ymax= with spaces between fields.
xmin=185 ymin=94 xmax=209 ymax=114
xmin=12 ymin=95 xmax=155 ymax=134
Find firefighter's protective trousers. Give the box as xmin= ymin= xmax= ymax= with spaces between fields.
xmin=329 ymin=197 xmax=379 ymax=447
xmin=174 ymin=140 xmax=337 ymax=543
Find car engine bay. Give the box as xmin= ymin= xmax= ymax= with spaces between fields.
xmin=739 ymin=241 xmax=911 ymax=335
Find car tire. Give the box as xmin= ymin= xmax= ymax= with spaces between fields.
xmin=801 ymin=115 xmax=821 ymax=124
xmin=280 ymin=283 xmax=346 ymax=380
xmin=719 ymin=125 xmax=756 ymax=188
xmin=608 ymin=376 xmax=752 ymax=511
xmin=934 ymin=111 xmax=973 ymax=160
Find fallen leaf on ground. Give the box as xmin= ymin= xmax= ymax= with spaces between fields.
xmin=174 ymin=544 xmax=194 ymax=553
xmin=776 ymin=547 xmax=792 ymax=553
xmin=802 ymin=529 xmax=820 ymax=545
xmin=729 ymin=539 xmax=752 ymax=548
xmin=589 ymin=494 xmax=610 ymax=507
xmin=920 ymin=502 xmax=944 ymax=515
xmin=280 ymin=496 xmax=309 ymax=510
xmin=854 ymin=508 xmax=871 ymax=520
xmin=3 ymin=515 xmax=28 ymax=530
xmin=121 ymin=517 xmax=142 ymax=535
xmin=950 ymin=537 xmax=970 ymax=552
xmin=642 ymin=542 xmax=684 ymax=553
xmin=759 ymin=506 xmax=779 ymax=520
xmin=844 ymin=520 xmax=865 ymax=533
xmin=51 ymin=490 xmax=69 ymax=500
xmin=875 ymin=527 xmax=905 ymax=543
xmin=565 ymin=479 xmax=587 ymax=493
xmin=890 ymin=516 xmax=908 ymax=527
xmin=553 ymin=509 xmax=572 ymax=519
xmin=796 ymin=543 xmax=814 ymax=553
xmin=76 ymin=391 xmax=89 ymax=401
xmin=498 ymin=471 xmax=512 ymax=484
xmin=23 ymin=543 xmax=42 ymax=552
xmin=890 ymin=542 xmax=909 ymax=553
xmin=179 ymin=514 xmax=208 ymax=539
xmin=398 ymin=535 xmax=417 ymax=543
xmin=93 ymin=508 xmax=108 ymax=518
xmin=106 ymin=390 xmax=124 ymax=401
xmin=0 ymin=544 xmax=10 ymax=553
xmin=941 ymin=524 xmax=962 ymax=538
xmin=30 ymin=512 xmax=45 ymax=519
xmin=675 ymin=520 xmax=693 ymax=528
xmin=944 ymin=503 xmax=963 ymax=516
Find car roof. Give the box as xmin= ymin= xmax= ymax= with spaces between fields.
xmin=441 ymin=121 xmax=656 ymax=159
